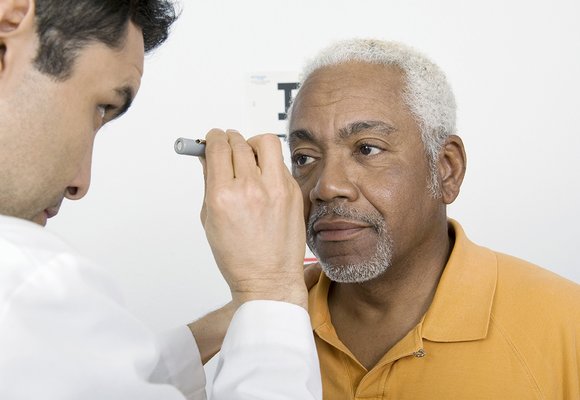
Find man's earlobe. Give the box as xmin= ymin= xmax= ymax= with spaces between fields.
xmin=0 ymin=0 xmax=32 ymax=34
xmin=437 ymin=135 xmax=467 ymax=205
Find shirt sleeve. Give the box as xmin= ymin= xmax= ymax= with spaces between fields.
xmin=211 ymin=300 xmax=323 ymax=400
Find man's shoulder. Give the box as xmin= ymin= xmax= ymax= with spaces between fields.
xmin=494 ymin=251 xmax=579 ymax=300
xmin=482 ymin=251 xmax=579 ymax=395
xmin=491 ymin=250 xmax=579 ymax=329
xmin=451 ymin=220 xmax=578 ymax=305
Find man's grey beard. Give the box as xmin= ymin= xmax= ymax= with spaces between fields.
xmin=306 ymin=204 xmax=393 ymax=283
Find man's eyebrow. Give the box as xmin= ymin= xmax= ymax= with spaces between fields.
xmin=288 ymin=129 xmax=316 ymax=148
xmin=288 ymin=120 xmax=396 ymax=148
xmin=338 ymin=120 xmax=396 ymax=139
xmin=110 ymin=86 xmax=135 ymax=121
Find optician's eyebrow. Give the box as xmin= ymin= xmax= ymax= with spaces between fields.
xmin=109 ymin=86 xmax=135 ymax=121
xmin=288 ymin=120 xmax=396 ymax=148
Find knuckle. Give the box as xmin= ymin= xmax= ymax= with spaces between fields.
xmin=248 ymin=133 xmax=279 ymax=148
xmin=206 ymin=128 xmax=225 ymax=138
xmin=206 ymin=186 xmax=234 ymax=209
xmin=230 ymin=141 xmax=253 ymax=154
xmin=261 ymin=134 xmax=280 ymax=147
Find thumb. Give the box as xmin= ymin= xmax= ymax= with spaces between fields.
xmin=199 ymin=156 xmax=208 ymax=227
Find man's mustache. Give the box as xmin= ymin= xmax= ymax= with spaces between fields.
xmin=307 ymin=204 xmax=385 ymax=238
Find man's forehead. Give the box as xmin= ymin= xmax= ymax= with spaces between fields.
xmin=291 ymin=63 xmax=406 ymax=123
xmin=294 ymin=63 xmax=404 ymax=109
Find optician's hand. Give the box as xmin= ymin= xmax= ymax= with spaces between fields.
xmin=188 ymin=262 xmax=322 ymax=364
xmin=200 ymin=129 xmax=308 ymax=309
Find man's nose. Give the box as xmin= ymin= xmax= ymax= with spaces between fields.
xmin=309 ymin=157 xmax=358 ymax=204
xmin=64 ymin=147 xmax=93 ymax=201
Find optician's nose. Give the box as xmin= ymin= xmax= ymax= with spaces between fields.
xmin=309 ymin=156 xmax=359 ymax=204
xmin=64 ymin=147 xmax=93 ymax=201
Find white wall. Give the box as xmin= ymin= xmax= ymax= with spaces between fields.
xmin=50 ymin=0 xmax=579 ymax=344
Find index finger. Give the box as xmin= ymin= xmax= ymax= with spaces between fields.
xmin=204 ymin=129 xmax=233 ymax=185
xmin=227 ymin=129 xmax=260 ymax=179
xmin=247 ymin=134 xmax=287 ymax=180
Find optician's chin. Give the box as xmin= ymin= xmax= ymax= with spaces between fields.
xmin=31 ymin=210 xmax=52 ymax=227
xmin=31 ymin=213 xmax=46 ymax=226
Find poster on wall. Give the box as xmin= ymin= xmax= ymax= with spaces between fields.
xmin=245 ymin=72 xmax=317 ymax=264
xmin=244 ymin=71 xmax=300 ymax=136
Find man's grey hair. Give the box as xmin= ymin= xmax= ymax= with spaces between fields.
xmin=290 ymin=39 xmax=457 ymax=197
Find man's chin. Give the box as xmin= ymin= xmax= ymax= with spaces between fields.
xmin=317 ymin=251 xmax=392 ymax=283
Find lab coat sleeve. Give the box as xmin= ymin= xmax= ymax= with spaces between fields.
xmin=0 ymin=227 xmax=201 ymax=400
xmin=1 ymin=218 xmax=321 ymax=400
xmin=211 ymin=300 xmax=323 ymax=400
xmin=152 ymin=326 xmax=207 ymax=400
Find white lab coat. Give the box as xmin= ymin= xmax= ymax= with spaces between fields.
xmin=0 ymin=215 xmax=322 ymax=399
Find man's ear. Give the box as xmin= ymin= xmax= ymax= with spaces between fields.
xmin=437 ymin=134 xmax=467 ymax=204
xmin=0 ymin=0 xmax=34 ymax=75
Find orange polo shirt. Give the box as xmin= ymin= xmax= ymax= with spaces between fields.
xmin=308 ymin=220 xmax=580 ymax=399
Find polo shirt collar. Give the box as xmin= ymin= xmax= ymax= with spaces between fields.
xmin=308 ymin=219 xmax=498 ymax=343
xmin=422 ymin=219 xmax=497 ymax=342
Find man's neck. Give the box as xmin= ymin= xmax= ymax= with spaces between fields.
xmin=327 ymin=224 xmax=454 ymax=369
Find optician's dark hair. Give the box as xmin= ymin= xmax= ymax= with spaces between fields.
xmin=33 ymin=0 xmax=178 ymax=80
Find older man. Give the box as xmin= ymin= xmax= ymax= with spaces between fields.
xmin=288 ymin=39 xmax=579 ymax=399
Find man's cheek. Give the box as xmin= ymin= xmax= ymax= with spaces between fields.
xmin=301 ymin=193 xmax=311 ymax=223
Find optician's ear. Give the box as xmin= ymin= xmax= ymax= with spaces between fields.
xmin=437 ymin=134 xmax=467 ymax=204
xmin=0 ymin=0 xmax=34 ymax=76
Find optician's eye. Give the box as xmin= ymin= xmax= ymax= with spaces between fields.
xmin=97 ymin=104 xmax=115 ymax=121
xmin=97 ymin=105 xmax=107 ymax=120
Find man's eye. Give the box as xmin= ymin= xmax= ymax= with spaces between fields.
xmin=293 ymin=154 xmax=315 ymax=166
xmin=359 ymin=144 xmax=382 ymax=156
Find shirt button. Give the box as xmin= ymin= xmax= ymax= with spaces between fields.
xmin=413 ymin=348 xmax=426 ymax=358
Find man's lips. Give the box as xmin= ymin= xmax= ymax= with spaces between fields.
xmin=313 ymin=219 xmax=371 ymax=241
